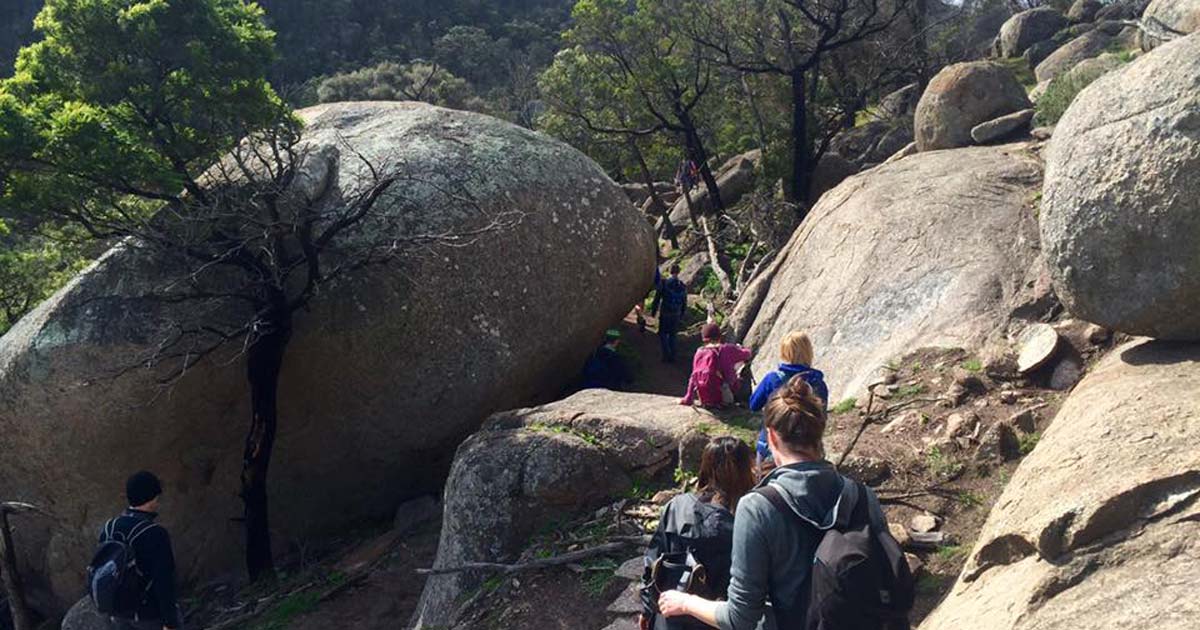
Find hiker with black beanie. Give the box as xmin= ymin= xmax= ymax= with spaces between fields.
xmin=93 ymin=471 xmax=183 ymax=630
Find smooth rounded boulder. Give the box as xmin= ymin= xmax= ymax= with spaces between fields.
xmin=920 ymin=340 xmax=1200 ymax=630
xmin=1034 ymin=30 xmax=1115 ymax=83
xmin=1041 ymin=33 xmax=1200 ymax=340
xmin=998 ymin=8 xmax=1069 ymax=58
xmin=0 ymin=102 xmax=656 ymax=613
xmin=413 ymin=390 xmax=727 ymax=628
xmin=733 ymin=144 xmax=1046 ymax=400
xmin=914 ymin=62 xmax=1032 ymax=151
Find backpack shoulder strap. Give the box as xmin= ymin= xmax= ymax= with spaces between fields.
xmin=755 ymin=484 xmax=791 ymax=515
xmin=127 ymin=519 xmax=160 ymax=544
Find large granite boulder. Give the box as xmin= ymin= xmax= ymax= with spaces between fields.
xmin=732 ymin=144 xmax=1046 ymax=400
xmin=1141 ymin=0 xmax=1200 ymax=49
xmin=0 ymin=102 xmax=656 ymax=613
xmin=1041 ymin=34 xmax=1200 ymax=340
xmin=1034 ymin=30 xmax=1115 ymax=83
xmin=413 ymin=390 xmax=729 ymax=628
xmin=998 ymin=8 xmax=1069 ymax=58
xmin=920 ymin=340 xmax=1200 ymax=630
xmin=914 ymin=62 xmax=1032 ymax=151
xmin=1096 ymin=0 xmax=1153 ymax=20
xmin=831 ymin=121 xmax=913 ymax=169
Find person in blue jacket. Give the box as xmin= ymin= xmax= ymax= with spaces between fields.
xmin=582 ymin=329 xmax=633 ymax=391
xmin=749 ymin=331 xmax=829 ymax=469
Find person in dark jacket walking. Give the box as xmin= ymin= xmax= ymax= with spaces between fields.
xmin=652 ymin=264 xmax=688 ymax=363
xmin=99 ymin=471 xmax=183 ymax=630
xmin=749 ymin=331 xmax=829 ymax=471
xmin=640 ymin=437 xmax=756 ymax=630
xmin=657 ymin=379 xmax=889 ymax=630
xmin=582 ymin=329 xmax=632 ymax=391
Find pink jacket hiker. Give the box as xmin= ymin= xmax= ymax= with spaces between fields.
xmin=682 ymin=343 xmax=753 ymax=407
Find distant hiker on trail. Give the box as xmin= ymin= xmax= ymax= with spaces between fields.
xmin=581 ymin=329 xmax=632 ymax=391
xmin=652 ymin=264 xmax=688 ymax=363
xmin=88 ymin=471 xmax=183 ymax=630
xmin=750 ymin=331 xmax=829 ymax=472
xmin=640 ymin=436 xmax=755 ymax=630
xmin=658 ymin=379 xmax=913 ymax=630
xmin=681 ymin=324 xmax=752 ymax=409
xmin=675 ymin=159 xmax=701 ymax=194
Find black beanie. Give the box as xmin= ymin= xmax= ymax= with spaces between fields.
xmin=126 ymin=471 xmax=163 ymax=507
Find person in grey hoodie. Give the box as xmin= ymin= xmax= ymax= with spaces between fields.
xmin=657 ymin=378 xmax=888 ymax=630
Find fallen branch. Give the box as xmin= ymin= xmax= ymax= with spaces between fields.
xmin=416 ymin=541 xmax=637 ymax=577
xmin=699 ymin=215 xmax=733 ymax=300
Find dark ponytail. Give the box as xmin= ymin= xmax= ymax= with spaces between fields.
xmin=697 ymin=436 xmax=756 ymax=510
xmin=764 ymin=378 xmax=828 ymax=453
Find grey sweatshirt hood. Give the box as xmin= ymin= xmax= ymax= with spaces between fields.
xmin=759 ymin=460 xmax=851 ymax=531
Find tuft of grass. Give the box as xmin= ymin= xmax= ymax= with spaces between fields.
xmin=896 ymin=383 xmax=928 ymax=399
xmin=1019 ymin=431 xmax=1041 ymax=455
xmin=962 ymin=359 xmax=983 ymax=374
xmin=529 ymin=422 xmax=603 ymax=448
xmin=957 ymin=491 xmax=984 ymax=508
xmin=936 ymin=545 xmax=965 ymax=561
xmin=926 ymin=446 xmax=965 ymax=479
xmin=994 ymin=57 xmax=1036 ymax=88
xmin=1036 ymin=64 xmax=1115 ymax=126
xmin=581 ymin=558 xmax=620 ymax=596
xmin=831 ymin=398 xmax=858 ymax=414
xmin=916 ymin=573 xmax=947 ymax=595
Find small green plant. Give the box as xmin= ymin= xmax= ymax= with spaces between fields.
xmin=1019 ymin=431 xmax=1042 ymax=455
xmin=995 ymin=56 xmax=1037 ymax=88
xmin=957 ymin=491 xmax=984 ymax=508
xmin=1036 ymin=65 xmax=1113 ymax=126
xmin=581 ymin=558 xmax=620 ymax=596
xmin=926 ymin=446 xmax=964 ymax=478
xmin=481 ymin=574 xmax=505 ymax=593
xmin=674 ymin=466 xmax=696 ymax=486
xmin=896 ymin=383 xmax=928 ymax=399
xmin=625 ymin=477 xmax=656 ymax=501
xmin=936 ymin=545 xmax=965 ymax=561
xmin=831 ymin=398 xmax=858 ymax=415
xmin=915 ymin=573 xmax=947 ymax=596
xmin=530 ymin=422 xmax=603 ymax=448
xmin=961 ymin=359 xmax=983 ymax=373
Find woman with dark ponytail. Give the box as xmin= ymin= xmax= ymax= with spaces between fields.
xmin=657 ymin=378 xmax=892 ymax=630
xmin=639 ymin=436 xmax=755 ymax=630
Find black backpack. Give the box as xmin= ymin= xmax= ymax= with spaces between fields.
xmin=641 ymin=494 xmax=735 ymax=629
xmin=88 ymin=517 xmax=157 ymax=617
xmin=758 ymin=479 xmax=914 ymax=630
xmin=660 ymin=278 xmax=688 ymax=319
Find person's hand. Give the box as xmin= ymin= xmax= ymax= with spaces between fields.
xmin=658 ymin=590 xmax=694 ymax=617
xmin=639 ymin=613 xmax=651 ymax=630
xmin=679 ymin=398 xmax=689 ymax=406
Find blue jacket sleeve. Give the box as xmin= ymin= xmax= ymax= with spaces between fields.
xmin=748 ymin=372 xmax=779 ymax=412
xmin=716 ymin=494 xmax=773 ymax=630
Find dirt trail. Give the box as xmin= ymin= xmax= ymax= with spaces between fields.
xmin=615 ymin=310 xmax=700 ymax=398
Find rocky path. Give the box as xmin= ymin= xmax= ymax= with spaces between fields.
xmin=616 ymin=310 xmax=700 ymax=399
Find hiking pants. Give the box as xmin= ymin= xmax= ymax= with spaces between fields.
xmin=659 ymin=316 xmax=680 ymax=362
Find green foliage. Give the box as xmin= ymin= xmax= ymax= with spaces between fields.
xmin=957 ymin=491 xmax=984 ymax=508
xmin=926 ymin=446 xmax=964 ymax=479
xmin=0 ymin=0 xmax=295 ymax=230
xmin=0 ymin=222 xmax=88 ymax=334
xmin=1018 ymin=431 xmax=1041 ymax=455
xmin=529 ymin=422 xmax=603 ymax=448
xmin=316 ymin=60 xmax=474 ymax=108
xmin=936 ymin=545 xmax=965 ymax=561
xmin=831 ymin=398 xmax=858 ymax=415
xmin=994 ymin=56 xmax=1036 ymax=89
xmin=580 ymin=558 xmax=620 ymax=597
xmin=895 ymin=383 xmax=928 ymax=399
xmin=961 ymin=359 xmax=983 ymax=374
xmin=1036 ymin=66 xmax=1112 ymax=126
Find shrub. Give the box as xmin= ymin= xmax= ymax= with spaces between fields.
xmin=1036 ymin=66 xmax=1110 ymax=126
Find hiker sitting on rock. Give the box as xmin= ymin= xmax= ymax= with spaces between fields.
xmin=88 ymin=471 xmax=183 ymax=630
xmin=750 ymin=331 xmax=829 ymax=472
xmin=659 ymin=378 xmax=908 ymax=629
xmin=681 ymin=324 xmax=751 ymax=408
xmin=581 ymin=329 xmax=632 ymax=391
xmin=640 ymin=436 xmax=755 ymax=630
